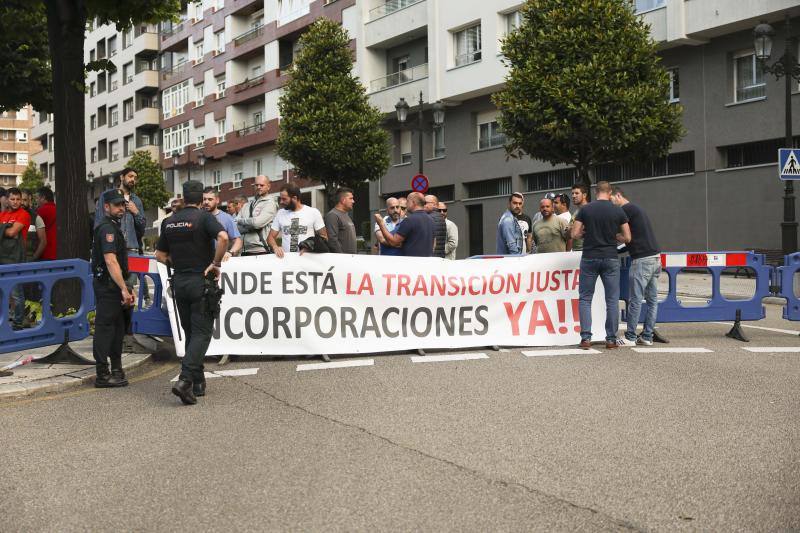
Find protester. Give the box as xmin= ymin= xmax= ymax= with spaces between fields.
xmin=170 ymin=197 xmax=184 ymax=213
xmin=438 ymin=202 xmax=458 ymax=260
xmin=203 ymin=187 xmax=242 ymax=258
xmin=268 ymin=184 xmax=327 ymax=258
xmin=611 ymin=187 xmax=662 ymax=347
xmin=91 ymin=190 xmax=135 ymax=388
xmin=554 ymin=194 xmax=572 ymax=224
xmin=533 ymin=197 xmax=570 ymax=253
xmin=571 ymin=183 xmax=590 ymax=251
xmin=515 ymin=208 xmax=534 ymax=254
xmin=237 ymin=175 xmax=278 ymax=256
xmin=374 ymin=197 xmax=404 ymax=256
xmin=374 ymin=192 xmax=432 ymax=257
xmin=0 ymin=188 xmax=7 ymax=212
xmin=228 ymin=195 xmax=246 ymax=217
xmin=571 ymin=181 xmax=630 ymax=350
xmin=0 ymin=188 xmax=31 ymax=329
xmin=496 ymin=192 xmax=525 ymax=255
xmin=325 ymin=187 xmax=357 ymax=254
xmin=36 ymin=187 xmax=57 ymax=260
xmin=29 ymin=212 xmax=47 ymax=261
xmin=424 ymin=194 xmax=447 ymax=258
xmin=156 ymin=180 xmax=228 ymax=404
xmin=94 ymin=168 xmax=146 ymax=256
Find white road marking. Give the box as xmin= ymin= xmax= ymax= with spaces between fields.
xmin=296 ymin=359 xmax=375 ymax=371
xmin=742 ymin=347 xmax=800 ymax=353
xmin=631 ymin=347 xmax=713 ymax=353
xmin=711 ymin=322 xmax=800 ymax=336
xmin=171 ymin=368 xmax=260 ymax=381
xmin=410 ymin=353 xmax=489 ymax=363
xmin=522 ymin=348 xmax=602 ymax=357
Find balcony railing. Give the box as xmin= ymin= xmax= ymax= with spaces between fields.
xmin=135 ymin=62 xmax=158 ymax=74
xmin=236 ymin=121 xmax=266 ymax=137
xmin=234 ymin=24 xmax=265 ymax=47
xmin=369 ymin=0 xmax=424 ymax=21
xmin=160 ymin=60 xmax=188 ymax=80
xmin=161 ymin=21 xmax=185 ymax=40
xmin=232 ymin=75 xmax=266 ymax=93
xmin=369 ymin=63 xmax=428 ymax=93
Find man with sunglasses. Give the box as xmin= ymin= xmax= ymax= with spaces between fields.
xmin=437 ymin=202 xmax=458 ymax=260
xmin=374 ymin=197 xmax=405 ymax=256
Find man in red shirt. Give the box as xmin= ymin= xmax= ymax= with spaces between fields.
xmin=0 ymin=188 xmax=31 ymax=329
xmin=35 ymin=187 xmax=57 ymax=260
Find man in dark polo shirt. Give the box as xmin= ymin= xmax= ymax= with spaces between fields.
xmin=571 ymin=181 xmax=631 ymax=350
xmin=611 ymin=187 xmax=662 ymax=347
xmin=156 ymin=181 xmax=228 ymax=405
xmin=374 ymin=192 xmax=433 ymax=257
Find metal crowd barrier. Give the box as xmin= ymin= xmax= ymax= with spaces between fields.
xmin=128 ymin=255 xmax=172 ymax=337
xmin=0 ymin=259 xmax=95 ymax=361
xmin=778 ymin=252 xmax=800 ymax=321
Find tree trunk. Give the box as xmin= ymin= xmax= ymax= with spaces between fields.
xmin=45 ymin=0 xmax=88 ymax=313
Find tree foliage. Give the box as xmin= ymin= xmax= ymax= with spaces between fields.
xmin=493 ymin=0 xmax=684 ymax=188
xmin=277 ymin=18 xmax=390 ymax=194
xmin=19 ymin=161 xmax=45 ymax=192
xmin=125 ymin=150 xmax=169 ymax=211
xmin=0 ymin=1 xmax=52 ymax=113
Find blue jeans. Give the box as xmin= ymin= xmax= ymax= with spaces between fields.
xmin=626 ymin=256 xmax=661 ymax=342
xmin=578 ymin=258 xmax=620 ymax=342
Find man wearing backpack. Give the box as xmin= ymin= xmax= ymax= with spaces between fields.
xmin=236 ymin=175 xmax=278 ymax=256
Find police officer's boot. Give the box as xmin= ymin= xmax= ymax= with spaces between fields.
xmin=95 ymin=365 xmax=127 ymax=388
xmin=193 ymin=378 xmax=206 ymax=397
xmin=171 ymin=378 xmax=197 ymax=405
xmin=110 ymin=359 xmax=128 ymax=387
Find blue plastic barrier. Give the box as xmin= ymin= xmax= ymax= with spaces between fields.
xmin=620 ymin=252 xmax=772 ymax=324
xmin=0 ymin=260 xmax=94 ymax=354
xmin=128 ymin=255 xmax=172 ymax=337
xmin=778 ymin=252 xmax=800 ymax=321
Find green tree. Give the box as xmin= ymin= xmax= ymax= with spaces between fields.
xmin=19 ymin=161 xmax=45 ymax=192
xmin=0 ymin=0 xmax=185 ymax=262
xmin=493 ymin=0 xmax=684 ymax=192
xmin=277 ymin=18 xmax=390 ymax=199
xmin=125 ymin=150 xmax=169 ymax=211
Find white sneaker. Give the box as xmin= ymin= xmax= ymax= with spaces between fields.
xmin=616 ymin=337 xmax=637 ymax=347
xmin=636 ymin=337 xmax=653 ymax=346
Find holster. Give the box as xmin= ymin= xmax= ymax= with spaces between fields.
xmin=203 ymin=272 xmax=224 ymax=319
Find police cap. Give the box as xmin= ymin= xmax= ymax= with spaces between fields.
xmin=104 ymin=189 xmax=126 ymax=205
xmin=183 ymin=180 xmax=205 ymax=196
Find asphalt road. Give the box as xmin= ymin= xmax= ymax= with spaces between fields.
xmin=1 ymin=305 xmax=798 ymax=532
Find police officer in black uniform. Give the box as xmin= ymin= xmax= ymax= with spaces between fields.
xmin=155 ymin=180 xmax=228 ymax=405
xmin=92 ymin=190 xmax=136 ymax=388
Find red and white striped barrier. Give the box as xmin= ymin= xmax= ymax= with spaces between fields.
xmin=660 ymin=252 xmax=747 ymax=268
xmin=128 ymin=256 xmax=159 ymax=274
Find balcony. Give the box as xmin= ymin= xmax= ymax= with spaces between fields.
xmin=367 ymin=72 xmax=429 ymax=113
xmin=277 ymin=0 xmax=311 ymax=27
xmin=223 ymin=118 xmax=279 ymax=156
xmin=365 ymin=0 xmax=427 ymax=49
xmin=369 ymin=63 xmax=427 ymax=93
xmin=231 ymin=74 xmax=267 ymax=105
xmin=233 ymin=24 xmax=265 ymax=47
xmin=134 ymin=31 xmax=159 ymax=53
xmin=136 ymin=69 xmax=159 ymax=89
xmin=160 ymin=60 xmax=188 ymax=82
xmin=161 ymin=21 xmax=185 ymax=41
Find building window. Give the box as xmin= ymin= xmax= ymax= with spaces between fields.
xmin=734 ymin=51 xmax=766 ymax=102
xmin=90 ymin=114 xmax=97 ymax=130
xmin=254 ymin=158 xmax=262 ymax=177
xmin=252 ymin=65 xmax=263 ymax=78
xmin=123 ymin=135 xmax=134 ymax=157
xmin=123 ymin=62 xmax=133 ymax=85
xmin=216 ymin=119 xmax=226 ymax=142
xmin=195 ymin=42 xmax=205 ymax=63
xmin=216 ymin=76 xmax=226 ymax=98
xmin=98 ymin=140 xmax=107 ymax=160
xmin=98 ymin=106 xmax=107 ymax=127
xmin=195 ymin=83 xmax=205 ymax=106
xmin=667 ymin=67 xmax=679 ymax=103
xmin=90 ymin=82 xmax=96 ymax=97
xmin=162 ymin=80 xmax=190 ymax=118
xmin=465 ymin=177 xmax=512 ymax=199
xmin=433 ymin=126 xmax=445 ymax=158
xmin=48 ymin=134 xmax=54 ymax=152
xmin=122 ymin=28 xmax=133 ymax=49
xmin=107 ymin=35 xmax=117 ymax=57
xmin=724 ymin=137 xmax=800 ymax=168
xmin=162 ymin=121 xmax=191 ymax=155
xmin=109 ymin=105 xmax=119 ymax=127
xmin=16 ymin=130 xmax=27 ymax=142
xmin=253 ymin=111 xmax=263 ymax=126
xmin=196 ymin=134 xmax=205 ymax=148
xmin=454 ymin=24 xmax=481 ymax=67
xmin=91 ymin=147 xmax=97 ymax=162
xmin=123 ymin=99 xmax=134 ymax=121
xmin=505 ymin=10 xmax=522 ymax=34
xmin=109 ymin=140 xmax=119 ymax=162
xmin=476 ymin=111 xmax=506 ymax=150
xmin=233 ymin=171 xmax=243 ymax=188
xmin=212 ymin=170 xmax=221 ymax=191
xmin=0 ymin=130 xmax=9 ymax=141
xmin=215 ymin=30 xmax=225 ymax=54
xmin=635 ymin=0 xmax=666 ymax=13
xmin=398 ymin=130 xmax=412 ymax=164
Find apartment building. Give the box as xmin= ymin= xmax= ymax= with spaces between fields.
xmin=158 ymin=0 xmax=359 ymax=213
xmin=360 ymin=0 xmax=800 ymax=255
xmin=0 ymin=106 xmax=39 ymax=188
xmin=31 ymin=20 xmax=161 ymax=206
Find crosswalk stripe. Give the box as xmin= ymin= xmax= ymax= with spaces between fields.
xmin=171 ymin=368 xmax=259 ymax=381
xmin=522 ymin=349 xmax=602 ymax=357
xmin=631 ymin=347 xmax=713 ymax=353
xmin=410 ymin=353 xmax=489 ymax=363
xmin=296 ymin=359 xmax=375 ymax=371
xmin=742 ymin=347 xmax=800 ymax=353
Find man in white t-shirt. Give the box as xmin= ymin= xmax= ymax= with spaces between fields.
xmin=268 ymin=183 xmax=328 ymax=258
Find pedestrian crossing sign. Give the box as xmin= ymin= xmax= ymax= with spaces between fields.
xmin=779 ymin=148 xmax=800 ymax=180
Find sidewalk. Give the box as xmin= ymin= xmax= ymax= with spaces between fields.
xmin=0 ymin=337 xmax=152 ymax=399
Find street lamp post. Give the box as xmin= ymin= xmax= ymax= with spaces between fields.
xmin=395 ymin=92 xmax=445 ymax=177
xmin=754 ymin=14 xmax=800 ymax=255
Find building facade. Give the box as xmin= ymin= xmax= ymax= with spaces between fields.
xmin=362 ymin=0 xmax=800 ymax=256
xmin=0 ymin=106 xmax=39 ymax=189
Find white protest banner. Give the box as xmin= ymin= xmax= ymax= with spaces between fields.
xmin=159 ymin=252 xmax=608 ymax=356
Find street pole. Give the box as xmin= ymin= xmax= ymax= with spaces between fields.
xmin=783 ymin=15 xmax=798 ymax=256
xmin=417 ymin=91 xmax=424 ymax=176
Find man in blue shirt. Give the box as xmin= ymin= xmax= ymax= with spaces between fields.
xmin=94 ymin=168 xmax=146 ymax=255
xmin=496 ymin=192 xmax=525 ymax=255
xmin=374 ymin=192 xmax=432 ymax=257
xmin=203 ymin=187 xmax=242 ymax=258
xmin=373 ymin=196 xmax=404 ymax=256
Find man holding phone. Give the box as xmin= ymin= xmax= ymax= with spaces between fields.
xmin=94 ymin=168 xmax=146 ymax=256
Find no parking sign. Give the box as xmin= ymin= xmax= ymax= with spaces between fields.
xmin=411 ymin=174 xmax=429 ymax=193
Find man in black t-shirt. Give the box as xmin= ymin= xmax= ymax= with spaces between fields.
xmin=156 ymin=181 xmax=228 ymax=405
xmin=92 ymin=190 xmax=136 ymax=388
xmin=374 ymin=192 xmax=433 ymax=257
xmin=515 ymin=211 xmax=533 ymax=253
xmin=571 ymin=181 xmax=630 ymax=350
xmin=611 ymin=187 xmax=661 ymax=347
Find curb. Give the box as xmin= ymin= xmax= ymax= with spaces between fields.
xmin=0 ymin=353 xmax=152 ymax=400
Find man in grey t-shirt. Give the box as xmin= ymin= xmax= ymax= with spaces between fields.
xmin=324 ymin=187 xmax=357 ymax=254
